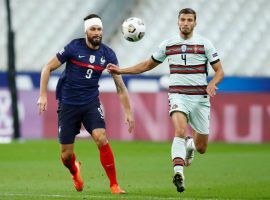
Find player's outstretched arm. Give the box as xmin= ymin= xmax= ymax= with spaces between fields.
xmin=107 ymin=58 xmax=159 ymax=75
xmin=37 ymin=56 xmax=62 ymax=115
xmin=206 ymin=61 xmax=224 ymax=97
xmin=112 ymin=73 xmax=135 ymax=133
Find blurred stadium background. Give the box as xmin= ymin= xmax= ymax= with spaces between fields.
xmin=0 ymin=0 xmax=270 ymax=142
xmin=0 ymin=0 xmax=270 ymax=199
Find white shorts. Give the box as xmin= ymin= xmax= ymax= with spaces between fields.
xmin=168 ymin=93 xmax=211 ymax=135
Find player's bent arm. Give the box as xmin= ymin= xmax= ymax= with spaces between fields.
xmin=209 ymin=61 xmax=225 ymax=86
xmin=119 ymin=58 xmax=160 ymax=74
xmin=37 ymin=56 xmax=62 ymax=114
xmin=206 ymin=61 xmax=225 ymax=97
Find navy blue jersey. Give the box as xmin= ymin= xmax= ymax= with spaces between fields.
xmin=56 ymin=38 xmax=118 ymax=105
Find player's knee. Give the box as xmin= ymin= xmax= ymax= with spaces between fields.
xmin=92 ymin=129 xmax=108 ymax=147
xmin=96 ymin=138 xmax=108 ymax=147
xmin=61 ymin=151 xmax=73 ymax=161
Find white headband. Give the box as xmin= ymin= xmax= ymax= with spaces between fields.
xmin=84 ymin=18 xmax=103 ymax=32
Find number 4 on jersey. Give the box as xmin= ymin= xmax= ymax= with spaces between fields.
xmin=181 ymin=54 xmax=187 ymax=65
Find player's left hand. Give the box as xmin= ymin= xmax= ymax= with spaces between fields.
xmin=37 ymin=96 xmax=47 ymax=115
xmin=125 ymin=113 xmax=135 ymax=133
xmin=206 ymin=82 xmax=218 ymax=97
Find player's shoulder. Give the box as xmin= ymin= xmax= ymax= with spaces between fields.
xmin=100 ymin=43 xmax=116 ymax=56
xmin=68 ymin=38 xmax=85 ymax=46
xmin=100 ymin=43 xmax=114 ymax=52
xmin=193 ymin=33 xmax=213 ymax=46
xmin=158 ymin=35 xmax=179 ymax=48
xmin=64 ymin=38 xmax=85 ymax=52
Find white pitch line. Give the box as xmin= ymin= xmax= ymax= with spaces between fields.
xmin=0 ymin=193 xmax=219 ymax=200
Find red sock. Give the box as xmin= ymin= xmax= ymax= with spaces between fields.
xmin=61 ymin=153 xmax=77 ymax=175
xmin=99 ymin=143 xmax=118 ymax=186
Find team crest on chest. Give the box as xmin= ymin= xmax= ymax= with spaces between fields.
xmin=181 ymin=45 xmax=187 ymax=53
xmin=100 ymin=56 xmax=106 ymax=65
xmin=194 ymin=45 xmax=198 ymax=53
xmin=89 ymin=55 xmax=95 ymax=63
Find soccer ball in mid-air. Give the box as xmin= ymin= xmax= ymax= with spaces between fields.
xmin=122 ymin=17 xmax=145 ymax=42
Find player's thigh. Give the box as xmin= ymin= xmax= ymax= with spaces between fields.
xmin=189 ymin=101 xmax=210 ymax=135
xmin=82 ymin=99 xmax=105 ymax=136
xmin=171 ymin=111 xmax=189 ymax=137
xmin=57 ymin=103 xmax=82 ymax=144
xmin=169 ymin=94 xmax=189 ymax=137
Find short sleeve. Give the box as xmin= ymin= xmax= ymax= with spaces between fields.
xmin=56 ymin=42 xmax=73 ymax=64
xmin=107 ymin=49 xmax=119 ymax=66
xmin=204 ymin=39 xmax=220 ymax=65
xmin=152 ymin=40 xmax=167 ymax=63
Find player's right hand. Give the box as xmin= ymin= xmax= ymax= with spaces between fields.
xmin=107 ymin=63 xmax=120 ymax=74
xmin=125 ymin=112 xmax=135 ymax=133
xmin=206 ymin=82 xmax=218 ymax=97
xmin=37 ymin=96 xmax=47 ymax=115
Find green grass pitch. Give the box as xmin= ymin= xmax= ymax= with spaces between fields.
xmin=0 ymin=140 xmax=269 ymax=199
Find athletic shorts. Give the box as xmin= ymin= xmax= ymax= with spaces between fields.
xmin=57 ymin=98 xmax=105 ymax=144
xmin=168 ymin=93 xmax=210 ymax=135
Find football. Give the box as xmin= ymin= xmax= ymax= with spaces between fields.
xmin=121 ymin=17 xmax=146 ymax=42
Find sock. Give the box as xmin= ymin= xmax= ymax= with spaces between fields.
xmin=99 ymin=143 xmax=118 ymax=187
xmin=171 ymin=137 xmax=186 ymax=174
xmin=186 ymin=137 xmax=197 ymax=151
xmin=61 ymin=153 xmax=77 ymax=175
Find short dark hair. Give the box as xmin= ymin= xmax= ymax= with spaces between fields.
xmin=178 ymin=8 xmax=196 ymax=21
xmin=84 ymin=14 xmax=101 ymax=21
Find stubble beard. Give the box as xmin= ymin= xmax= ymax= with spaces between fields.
xmin=180 ymin=24 xmax=195 ymax=37
xmin=87 ymin=36 xmax=102 ymax=47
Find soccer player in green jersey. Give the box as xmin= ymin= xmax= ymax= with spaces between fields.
xmin=107 ymin=8 xmax=224 ymax=192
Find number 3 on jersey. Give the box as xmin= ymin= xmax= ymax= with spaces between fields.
xmin=86 ymin=69 xmax=93 ymax=79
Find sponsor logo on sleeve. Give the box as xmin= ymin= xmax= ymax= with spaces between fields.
xmin=212 ymin=52 xmax=218 ymax=58
xmin=59 ymin=48 xmax=65 ymax=55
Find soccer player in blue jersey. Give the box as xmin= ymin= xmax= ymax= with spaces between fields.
xmin=37 ymin=14 xmax=134 ymax=194
xmin=108 ymin=8 xmax=224 ymax=193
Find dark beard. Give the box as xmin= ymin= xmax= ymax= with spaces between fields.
xmin=180 ymin=26 xmax=194 ymax=36
xmin=87 ymin=36 xmax=102 ymax=46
